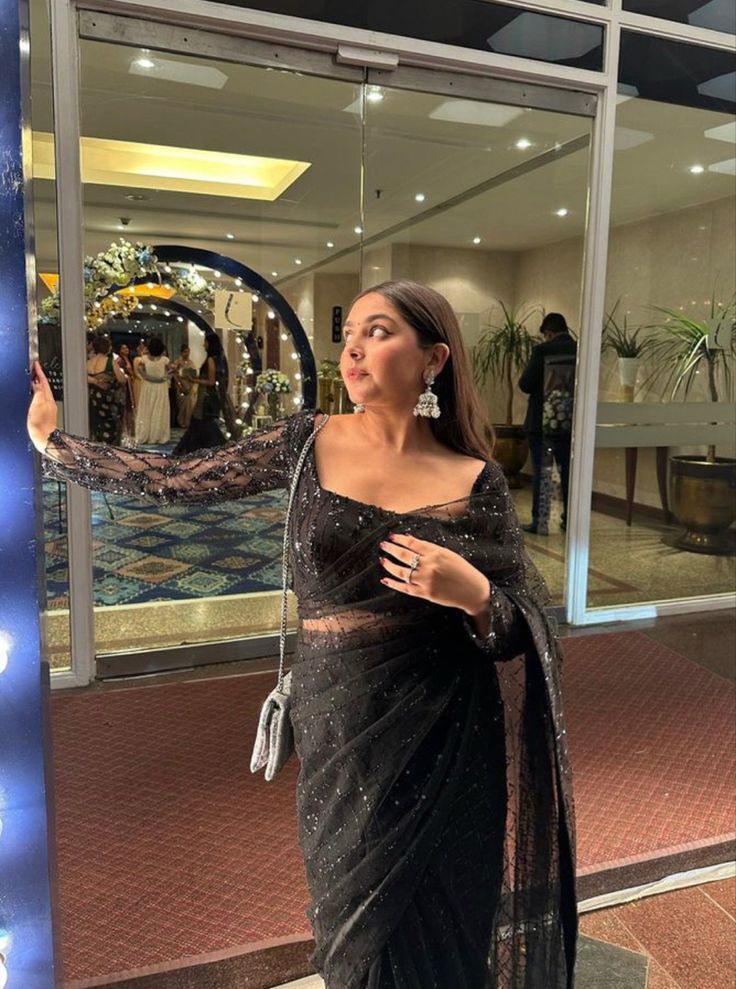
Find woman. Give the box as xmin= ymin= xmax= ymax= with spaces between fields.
xmin=29 ymin=281 xmax=577 ymax=988
xmin=86 ymin=334 xmax=127 ymax=444
xmin=134 ymin=335 xmax=171 ymax=446
xmin=172 ymin=343 xmax=197 ymax=429
xmin=116 ymin=341 xmax=136 ymax=443
xmin=173 ymin=333 xmax=227 ymax=454
xmin=131 ymin=339 xmax=147 ymax=410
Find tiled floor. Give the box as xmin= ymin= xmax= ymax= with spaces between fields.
xmin=579 ymin=877 xmax=736 ymax=989
xmin=272 ymin=878 xmax=736 ymax=989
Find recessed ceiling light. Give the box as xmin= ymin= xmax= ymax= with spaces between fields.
xmin=415 ymin=193 xmax=426 ymax=202
xmin=214 ymin=270 xmax=221 ymax=278
xmin=555 ymin=208 xmax=569 ymax=217
xmin=271 ymin=271 xmax=278 ymax=277
xmin=354 ymin=226 xmax=363 ymax=235
xmin=125 ymin=193 xmax=148 ymax=201
xmin=134 ymin=57 xmax=155 ymax=70
xmin=234 ymin=277 xmax=242 ymax=287
xmin=515 ymin=138 xmax=532 ymax=150
xmin=295 ymin=258 xmax=303 ymax=265
xmin=226 ymin=233 xmax=234 ymax=239
xmin=366 ymin=87 xmax=384 ymax=104
xmin=267 ymin=310 xmax=276 ymax=319
xmin=472 ymin=236 xmax=481 ymax=244
xmin=177 ymin=316 xmax=184 ymax=323
xmin=689 ymin=164 xmax=705 ymax=174
xmin=326 ymin=241 xmax=334 ymax=248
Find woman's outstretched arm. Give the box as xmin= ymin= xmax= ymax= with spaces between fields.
xmin=28 ymin=360 xmax=298 ymax=505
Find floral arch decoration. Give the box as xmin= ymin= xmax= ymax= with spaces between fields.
xmin=39 ymin=238 xmax=317 ymax=416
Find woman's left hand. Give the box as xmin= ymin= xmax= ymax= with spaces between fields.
xmin=378 ymin=532 xmax=490 ymax=617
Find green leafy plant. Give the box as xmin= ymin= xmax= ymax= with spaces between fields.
xmin=647 ymin=294 xmax=736 ymax=463
xmin=472 ymin=302 xmax=540 ymax=426
xmin=602 ymin=300 xmax=657 ymax=358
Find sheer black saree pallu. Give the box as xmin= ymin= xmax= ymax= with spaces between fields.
xmin=289 ymin=476 xmax=577 ymax=989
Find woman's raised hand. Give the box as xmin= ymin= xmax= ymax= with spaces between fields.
xmin=28 ymin=360 xmax=58 ymax=452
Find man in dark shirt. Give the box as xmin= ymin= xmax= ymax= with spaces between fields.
xmin=518 ymin=313 xmax=577 ymax=535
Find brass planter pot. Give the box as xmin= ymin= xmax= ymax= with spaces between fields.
xmin=669 ymin=455 xmax=736 ymax=555
xmin=493 ymin=425 xmax=529 ymax=489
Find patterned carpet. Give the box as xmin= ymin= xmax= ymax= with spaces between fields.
xmin=50 ymin=630 xmax=736 ymax=984
xmin=44 ymin=480 xmax=287 ymax=608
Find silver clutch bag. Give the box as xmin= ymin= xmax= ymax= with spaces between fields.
xmin=250 ymin=414 xmax=328 ymax=781
xmin=250 ymin=671 xmax=294 ymax=781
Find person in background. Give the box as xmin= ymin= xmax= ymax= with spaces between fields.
xmin=172 ymin=343 xmax=197 ymax=428
xmin=518 ymin=312 xmax=577 ymax=534
xmin=134 ymin=335 xmax=171 ymax=446
xmin=131 ymin=339 xmax=147 ymax=411
xmin=173 ymin=333 xmax=226 ymax=453
xmin=86 ymin=334 xmax=127 ymax=444
xmin=116 ymin=341 xmax=136 ymax=444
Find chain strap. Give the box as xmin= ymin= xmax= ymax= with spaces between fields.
xmin=277 ymin=412 xmax=330 ymax=692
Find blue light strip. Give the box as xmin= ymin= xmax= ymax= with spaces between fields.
xmin=0 ymin=0 xmax=57 ymax=985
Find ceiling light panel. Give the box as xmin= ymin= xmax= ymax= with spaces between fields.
xmin=32 ymin=132 xmax=311 ymax=201
xmin=429 ymin=100 xmax=524 ymax=128
xmin=129 ymin=56 xmax=229 ymax=90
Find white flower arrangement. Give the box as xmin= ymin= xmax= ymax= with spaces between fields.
xmin=542 ymin=388 xmax=573 ymax=434
xmin=256 ymin=368 xmax=291 ymax=394
xmin=169 ymin=267 xmax=216 ymax=309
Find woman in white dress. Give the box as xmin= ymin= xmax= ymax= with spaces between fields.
xmin=134 ymin=335 xmax=171 ymax=445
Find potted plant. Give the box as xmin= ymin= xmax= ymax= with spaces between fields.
xmin=647 ymin=294 xmax=736 ymax=554
xmin=602 ymin=300 xmax=657 ymax=401
xmin=472 ymin=302 xmax=539 ymax=485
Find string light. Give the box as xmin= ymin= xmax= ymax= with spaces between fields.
xmin=0 ymin=634 xmax=9 ymax=674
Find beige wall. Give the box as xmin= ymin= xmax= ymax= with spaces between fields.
xmin=389 ymin=242 xmax=519 ymax=425
xmin=513 ymin=194 xmax=736 ymax=505
xmin=313 ymin=273 xmax=359 ymax=365
xmin=274 ymin=195 xmax=734 ymax=506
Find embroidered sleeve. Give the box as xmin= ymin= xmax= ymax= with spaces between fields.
xmin=461 ymin=584 xmax=529 ymax=660
xmin=41 ymin=412 xmax=309 ymax=505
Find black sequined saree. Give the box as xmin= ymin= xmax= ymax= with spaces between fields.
xmin=42 ymin=408 xmax=577 ymax=989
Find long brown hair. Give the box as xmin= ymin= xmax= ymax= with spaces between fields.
xmin=351 ymin=280 xmax=495 ymax=461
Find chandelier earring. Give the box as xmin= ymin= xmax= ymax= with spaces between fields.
xmin=413 ymin=370 xmax=441 ymax=419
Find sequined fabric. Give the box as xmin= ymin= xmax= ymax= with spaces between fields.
xmin=42 ymin=409 xmax=577 ymax=989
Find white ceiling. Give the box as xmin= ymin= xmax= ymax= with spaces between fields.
xmin=29 ymin=1 xmax=735 ymax=283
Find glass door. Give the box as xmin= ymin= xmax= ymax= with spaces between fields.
xmin=64 ymin=28 xmax=366 ymax=674
xmin=360 ymin=66 xmax=594 ymax=613
xmin=50 ymin=12 xmax=595 ymax=678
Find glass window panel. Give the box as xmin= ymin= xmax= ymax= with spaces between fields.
xmin=619 ymin=31 xmax=736 ymax=114
xmin=77 ymin=38 xmax=363 ymax=665
xmin=587 ymin=36 xmax=736 ymax=608
xmin=225 ymin=0 xmax=605 ymax=70
xmin=622 ymin=0 xmax=736 ymax=36
xmin=362 ymin=81 xmax=593 ymax=607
